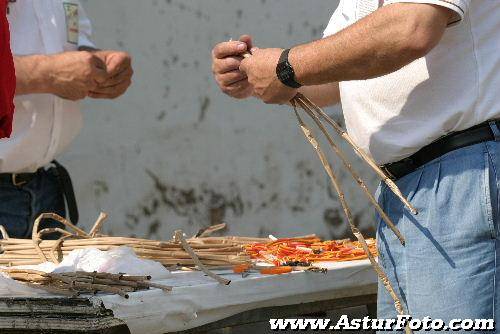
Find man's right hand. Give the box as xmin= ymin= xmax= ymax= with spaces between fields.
xmin=212 ymin=35 xmax=254 ymax=99
xmin=46 ymin=51 xmax=108 ymax=101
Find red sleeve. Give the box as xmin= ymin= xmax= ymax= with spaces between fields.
xmin=0 ymin=0 xmax=15 ymax=138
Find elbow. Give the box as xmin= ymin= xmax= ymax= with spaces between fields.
xmin=401 ymin=18 xmax=446 ymax=59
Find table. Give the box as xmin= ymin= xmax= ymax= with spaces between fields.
xmin=0 ymin=260 xmax=377 ymax=333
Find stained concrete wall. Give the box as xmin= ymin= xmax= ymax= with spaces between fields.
xmin=63 ymin=0 xmax=380 ymax=240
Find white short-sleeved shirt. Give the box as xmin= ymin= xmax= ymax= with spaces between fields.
xmin=323 ymin=0 xmax=500 ymax=165
xmin=2 ymin=0 xmax=95 ymax=173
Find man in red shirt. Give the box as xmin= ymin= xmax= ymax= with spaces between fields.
xmin=0 ymin=0 xmax=14 ymax=138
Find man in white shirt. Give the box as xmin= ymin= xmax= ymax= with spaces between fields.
xmin=212 ymin=0 xmax=500 ymax=327
xmin=1 ymin=1 xmax=133 ymax=238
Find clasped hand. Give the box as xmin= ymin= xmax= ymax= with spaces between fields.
xmin=212 ymin=35 xmax=297 ymax=105
xmin=49 ymin=50 xmax=133 ymax=101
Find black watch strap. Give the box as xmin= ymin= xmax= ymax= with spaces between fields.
xmin=276 ymin=49 xmax=302 ymax=89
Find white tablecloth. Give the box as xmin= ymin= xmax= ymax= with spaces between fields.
xmin=95 ymin=260 xmax=377 ymax=334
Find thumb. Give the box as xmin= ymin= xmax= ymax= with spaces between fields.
xmin=239 ymin=34 xmax=253 ymax=49
xmin=91 ymin=62 xmax=109 ymax=84
xmin=91 ymin=54 xmax=109 ymax=82
xmin=91 ymin=54 xmax=107 ymax=71
xmin=239 ymin=57 xmax=250 ymax=74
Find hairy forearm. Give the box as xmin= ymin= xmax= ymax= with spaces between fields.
xmin=298 ymin=83 xmax=340 ymax=107
xmin=14 ymin=55 xmax=53 ymax=95
xmin=291 ymin=3 xmax=451 ymax=86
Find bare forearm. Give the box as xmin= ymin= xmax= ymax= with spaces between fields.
xmin=298 ymin=83 xmax=340 ymax=107
xmin=14 ymin=55 xmax=53 ymax=95
xmin=291 ymin=3 xmax=452 ymax=85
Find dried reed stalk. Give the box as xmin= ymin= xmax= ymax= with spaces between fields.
xmin=195 ymin=223 xmax=227 ymax=238
xmin=293 ymin=105 xmax=411 ymax=334
xmin=89 ymin=212 xmax=108 ymax=237
xmin=240 ymin=51 xmax=416 ymax=214
xmin=296 ymin=93 xmax=417 ymax=215
xmin=294 ymin=98 xmax=405 ymax=246
xmin=174 ymin=230 xmax=231 ymax=285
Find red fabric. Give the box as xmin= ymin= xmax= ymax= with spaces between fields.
xmin=0 ymin=0 xmax=15 ymax=138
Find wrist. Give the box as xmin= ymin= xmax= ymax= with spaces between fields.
xmin=38 ymin=54 xmax=60 ymax=94
xmin=288 ymin=46 xmax=305 ymax=85
xmin=17 ymin=54 xmax=55 ymax=94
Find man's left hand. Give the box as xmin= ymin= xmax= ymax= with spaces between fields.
xmin=239 ymin=48 xmax=297 ymax=105
xmin=90 ymin=50 xmax=133 ymax=99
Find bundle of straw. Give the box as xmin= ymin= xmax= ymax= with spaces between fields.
xmin=0 ymin=213 xmax=262 ymax=269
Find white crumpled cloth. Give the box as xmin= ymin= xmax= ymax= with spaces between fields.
xmin=0 ymin=247 xmax=171 ymax=296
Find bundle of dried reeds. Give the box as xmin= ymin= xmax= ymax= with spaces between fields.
xmin=291 ymin=94 xmax=413 ymax=333
xmin=0 ymin=213 xmax=261 ymax=269
xmin=1 ymin=269 xmax=172 ymax=298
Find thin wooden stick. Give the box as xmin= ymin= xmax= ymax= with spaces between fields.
xmin=32 ymin=213 xmax=90 ymax=239
xmin=295 ymin=98 xmax=405 ymax=246
xmin=174 ymin=230 xmax=231 ymax=285
xmin=296 ymin=93 xmax=417 ymax=215
xmin=195 ymin=223 xmax=227 ymax=238
xmin=3 ymin=269 xmax=172 ymax=298
xmin=0 ymin=225 xmax=9 ymax=240
xmin=49 ymin=235 xmax=75 ymax=264
xmin=293 ymin=107 xmax=411 ymax=333
xmin=89 ymin=212 xmax=108 ymax=237
xmin=31 ymin=213 xmax=88 ymax=263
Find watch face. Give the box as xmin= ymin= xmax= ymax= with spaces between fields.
xmin=278 ymin=63 xmax=293 ymax=81
xmin=276 ymin=58 xmax=301 ymax=88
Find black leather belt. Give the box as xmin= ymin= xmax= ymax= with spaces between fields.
xmin=381 ymin=120 xmax=500 ymax=181
xmin=0 ymin=161 xmax=79 ymax=224
xmin=0 ymin=170 xmax=40 ymax=186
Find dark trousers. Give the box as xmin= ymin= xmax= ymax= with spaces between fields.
xmin=0 ymin=167 xmax=66 ymax=239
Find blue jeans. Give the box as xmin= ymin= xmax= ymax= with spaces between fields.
xmin=0 ymin=168 xmax=66 ymax=239
xmin=377 ymin=140 xmax=500 ymax=332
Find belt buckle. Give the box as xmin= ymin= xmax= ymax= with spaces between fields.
xmin=380 ymin=165 xmax=396 ymax=181
xmin=11 ymin=174 xmax=27 ymax=187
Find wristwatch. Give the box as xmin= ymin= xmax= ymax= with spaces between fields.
xmin=276 ymin=48 xmax=302 ymax=89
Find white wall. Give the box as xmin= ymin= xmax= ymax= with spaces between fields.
xmin=63 ymin=0 xmax=380 ymax=240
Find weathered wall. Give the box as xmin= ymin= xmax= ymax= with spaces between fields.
xmin=63 ymin=0 xmax=379 ymax=240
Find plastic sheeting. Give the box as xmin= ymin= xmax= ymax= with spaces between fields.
xmin=96 ymin=260 xmax=377 ymax=334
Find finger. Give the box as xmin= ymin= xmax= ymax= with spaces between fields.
xmin=212 ymin=56 xmax=243 ymax=74
xmin=108 ymin=57 xmax=132 ymax=76
xmin=91 ymin=79 xmax=131 ymax=97
xmin=216 ymin=70 xmax=247 ymax=86
xmin=88 ymin=91 xmax=111 ymax=99
xmin=212 ymin=41 xmax=248 ymax=59
xmin=91 ymin=65 xmax=109 ymax=85
xmin=91 ymin=54 xmax=107 ymax=70
xmin=239 ymin=57 xmax=250 ymax=74
xmin=98 ymin=67 xmax=133 ymax=88
xmin=221 ymin=80 xmax=252 ymax=95
xmin=88 ymin=88 xmax=127 ymax=99
xmin=238 ymin=35 xmax=253 ymax=49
